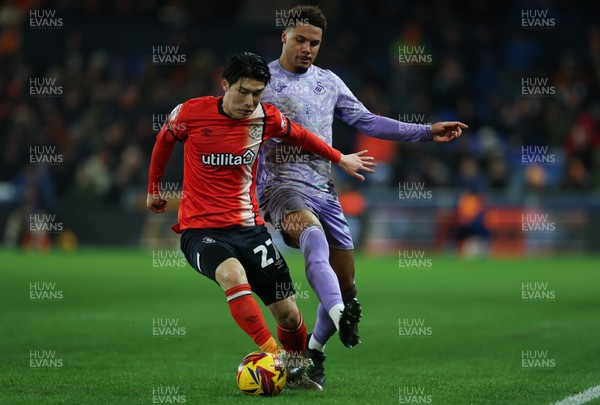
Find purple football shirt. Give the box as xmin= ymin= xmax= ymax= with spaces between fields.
xmin=257 ymin=60 xmax=366 ymax=198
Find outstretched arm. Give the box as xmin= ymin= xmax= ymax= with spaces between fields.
xmin=353 ymin=111 xmax=467 ymax=143
xmin=354 ymin=111 xmax=432 ymax=141
xmin=284 ymin=119 xmax=376 ymax=181
xmin=147 ymin=127 xmax=177 ymax=213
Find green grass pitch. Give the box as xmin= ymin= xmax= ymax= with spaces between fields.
xmin=1 ymin=249 xmax=599 ymax=404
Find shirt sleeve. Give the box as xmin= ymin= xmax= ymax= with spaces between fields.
xmin=332 ymin=71 xmax=368 ymax=126
xmin=147 ymin=102 xmax=188 ymax=194
xmin=264 ymin=104 xmax=342 ymax=164
xmin=165 ymin=102 xmax=190 ymax=141
xmin=353 ymin=111 xmax=432 ymax=142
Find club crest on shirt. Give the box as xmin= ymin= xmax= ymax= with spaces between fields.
xmin=248 ymin=124 xmax=262 ymax=140
xmin=314 ymin=81 xmax=325 ymax=94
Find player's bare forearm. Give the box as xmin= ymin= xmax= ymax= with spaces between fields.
xmin=338 ymin=150 xmax=376 ymax=181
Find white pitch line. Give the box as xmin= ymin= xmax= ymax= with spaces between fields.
xmin=551 ymin=385 xmax=600 ymax=405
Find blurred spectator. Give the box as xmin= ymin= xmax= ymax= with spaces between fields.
xmin=0 ymin=0 xmax=597 ymax=216
xmin=338 ymin=187 xmax=368 ymax=250
xmin=455 ymin=190 xmax=490 ymax=258
xmin=487 ymin=157 xmax=509 ymax=189
xmin=73 ymin=148 xmax=112 ymax=202
xmin=524 ymin=165 xmax=548 ymax=191
xmin=456 ymin=156 xmax=486 ymax=191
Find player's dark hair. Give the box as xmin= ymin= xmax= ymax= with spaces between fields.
xmin=285 ymin=5 xmax=327 ymax=31
xmin=221 ymin=52 xmax=271 ymax=86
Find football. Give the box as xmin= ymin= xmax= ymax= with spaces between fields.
xmin=236 ymin=351 xmax=286 ymax=396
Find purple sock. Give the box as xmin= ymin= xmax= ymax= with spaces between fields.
xmin=312 ymin=303 xmax=337 ymax=346
xmin=299 ymin=226 xmax=344 ymax=312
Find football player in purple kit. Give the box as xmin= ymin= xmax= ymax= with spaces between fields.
xmin=257 ymin=5 xmax=467 ymax=388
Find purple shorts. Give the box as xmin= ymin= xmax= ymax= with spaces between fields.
xmin=260 ymin=187 xmax=354 ymax=250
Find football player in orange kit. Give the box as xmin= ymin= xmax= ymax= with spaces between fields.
xmin=147 ymin=52 xmax=374 ymax=389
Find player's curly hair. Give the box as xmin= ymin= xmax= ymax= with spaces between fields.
xmin=285 ymin=5 xmax=327 ymax=31
xmin=222 ymin=52 xmax=271 ymax=85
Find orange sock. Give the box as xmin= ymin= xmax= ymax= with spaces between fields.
xmin=225 ymin=284 xmax=272 ymax=349
xmin=259 ymin=337 xmax=280 ymax=355
xmin=277 ymin=311 xmax=307 ymax=355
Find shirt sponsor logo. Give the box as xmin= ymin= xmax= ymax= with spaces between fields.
xmin=201 ymin=149 xmax=255 ymax=166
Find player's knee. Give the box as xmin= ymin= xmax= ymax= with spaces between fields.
xmin=282 ymin=212 xmax=322 ymax=244
xmin=215 ymin=264 xmax=247 ymax=288
xmin=341 ymin=285 xmax=357 ymax=302
xmin=221 ymin=271 xmax=246 ymax=287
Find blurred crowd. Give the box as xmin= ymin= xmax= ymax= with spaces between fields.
xmin=0 ymin=0 xmax=599 ymax=219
